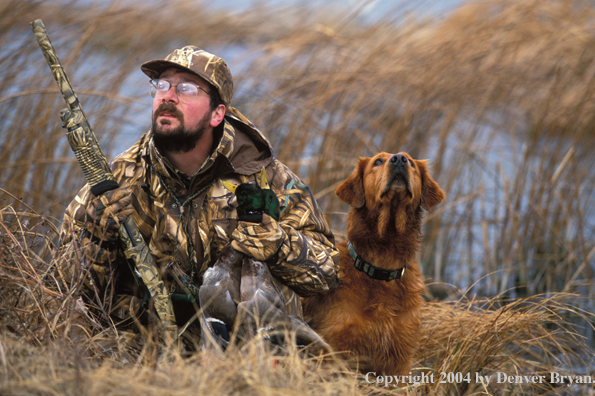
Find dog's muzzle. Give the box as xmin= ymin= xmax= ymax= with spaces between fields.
xmin=384 ymin=154 xmax=413 ymax=198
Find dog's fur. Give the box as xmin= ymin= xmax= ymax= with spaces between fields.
xmin=303 ymin=152 xmax=445 ymax=375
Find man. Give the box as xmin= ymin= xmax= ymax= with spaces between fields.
xmin=60 ymin=46 xmax=339 ymax=346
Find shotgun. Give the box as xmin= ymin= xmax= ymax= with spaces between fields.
xmin=30 ymin=19 xmax=177 ymax=343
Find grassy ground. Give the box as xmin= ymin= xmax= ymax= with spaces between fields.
xmin=1 ymin=204 xmax=593 ymax=394
xmin=1 ymin=0 xmax=595 ymax=394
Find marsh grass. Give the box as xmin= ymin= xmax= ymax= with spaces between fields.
xmin=418 ymin=295 xmax=594 ymax=394
xmin=2 ymin=0 xmax=594 ymax=298
xmin=2 ymin=0 xmax=595 ymax=394
xmin=1 ymin=204 xmax=594 ymax=395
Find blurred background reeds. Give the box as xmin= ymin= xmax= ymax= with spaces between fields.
xmin=1 ymin=0 xmax=595 ymax=394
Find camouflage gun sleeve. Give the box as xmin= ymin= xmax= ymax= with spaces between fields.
xmin=31 ymin=19 xmax=177 ymax=342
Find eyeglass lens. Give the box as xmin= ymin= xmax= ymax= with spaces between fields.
xmin=149 ymin=79 xmax=203 ymax=102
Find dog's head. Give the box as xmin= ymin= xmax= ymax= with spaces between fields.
xmin=336 ymin=152 xmax=445 ymax=234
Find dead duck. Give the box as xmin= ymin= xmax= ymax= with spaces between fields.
xmin=200 ymin=169 xmax=328 ymax=353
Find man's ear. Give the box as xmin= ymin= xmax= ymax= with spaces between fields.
xmin=336 ymin=157 xmax=369 ymax=208
xmin=210 ymin=104 xmax=226 ymax=128
xmin=416 ymin=160 xmax=445 ymax=210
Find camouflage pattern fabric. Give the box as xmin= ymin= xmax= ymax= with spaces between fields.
xmin=60 ymin=109 xmax=340 ymax=335
xmin=231 ymin=213 xmax=284 ymax=261
xmin=85 ymin=187 xmax=134 ymax=242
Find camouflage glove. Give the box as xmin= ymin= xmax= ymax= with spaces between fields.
xmin=85 ymin=187 xmax=134 ymax=242
xmin=230 ymin=213 xmax=285 ymax=261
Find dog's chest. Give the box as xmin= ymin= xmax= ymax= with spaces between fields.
xmin=337 ymin=258 xmax=408 ymax=319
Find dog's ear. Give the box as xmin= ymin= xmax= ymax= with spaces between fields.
xmin=336 ymin=157 xmax=369 ymax=208
xmin=416 ymin=160 xmax=445 ymax=210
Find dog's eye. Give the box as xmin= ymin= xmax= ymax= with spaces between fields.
xmin=373 ymin=158 xmax=384 ymax=167
xmin=408 ymin=159 xmax=415 ymax=168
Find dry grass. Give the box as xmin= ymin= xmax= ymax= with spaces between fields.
xmin=0 ymin=333 xmax=360 ymax=396
xmin=418 ymin=295 xmax=594 ymax=395
xmin=2 ymin=0 xmax=595 ymax=394
xmin=2 ymin=204 xmax=594 ymax=395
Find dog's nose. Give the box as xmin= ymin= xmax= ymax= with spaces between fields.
xmin=390 ymin=154 xmax=408 ymax=167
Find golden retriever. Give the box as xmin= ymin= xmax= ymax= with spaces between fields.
xmin=303 ymin=152 xmax=445 ymax=375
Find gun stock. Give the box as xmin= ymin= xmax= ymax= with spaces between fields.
xmin=31 ymin=19 xmax=177 ymax=343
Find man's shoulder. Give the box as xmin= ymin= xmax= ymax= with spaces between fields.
xmin=111 ymin=133 xmax=149 ymax=165
xmin=267 ymin=158 xmax=310 ymax=194
xmin=110 ymin=133 xmax=150 ymax=181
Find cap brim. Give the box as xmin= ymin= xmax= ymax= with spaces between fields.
xmin=141 ymin=60 xmax=199 ymax=80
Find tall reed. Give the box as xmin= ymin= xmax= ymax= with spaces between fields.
xmin=1 ymin=0 xmax=595 ymax=388
xmin=2 ymin=0 xmax=594 ymax=300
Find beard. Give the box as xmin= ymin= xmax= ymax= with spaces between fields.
xmin=152 ymin=102 xmax=211 ymax=154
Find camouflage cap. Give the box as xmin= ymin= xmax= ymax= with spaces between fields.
xmin=141 ymin=46 xmax=233 ymax=107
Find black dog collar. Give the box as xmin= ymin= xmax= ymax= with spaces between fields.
xmin=347 ymin=241 xmax=406 ymax=282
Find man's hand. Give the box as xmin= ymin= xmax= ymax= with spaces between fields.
xmin=230 ymin=213 xmax=284 ymax=262
xmin=85 ymin=187 xmax=135 ymax=242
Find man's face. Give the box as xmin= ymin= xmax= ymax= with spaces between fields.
xmin=151 ymin=68 xmax=218 ymax=153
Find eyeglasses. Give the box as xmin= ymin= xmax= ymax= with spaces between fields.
xmin=149 ymin=79 xmax=209 ymax=103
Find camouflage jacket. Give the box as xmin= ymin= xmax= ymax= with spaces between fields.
xmin=60 ymin=108 xmax=340 ymax=298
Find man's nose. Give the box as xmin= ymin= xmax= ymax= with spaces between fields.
xmin=161 ymin=85 xmax=179 ymax=103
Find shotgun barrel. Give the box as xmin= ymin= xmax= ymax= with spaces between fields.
xmin=31 ymin=19 xmax=177 ymax=343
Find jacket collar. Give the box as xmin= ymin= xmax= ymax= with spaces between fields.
xmin=224 ymin=106 xmax=274 ymax=175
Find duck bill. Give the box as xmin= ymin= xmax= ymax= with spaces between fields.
xmin=222 ymin=180 xmax=238 ymax=194
xmin=260 ymin=167 xmax=270 ymax=189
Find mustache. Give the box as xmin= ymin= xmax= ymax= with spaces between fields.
xmin=153 ymin=102 xmax=183 ymax=122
